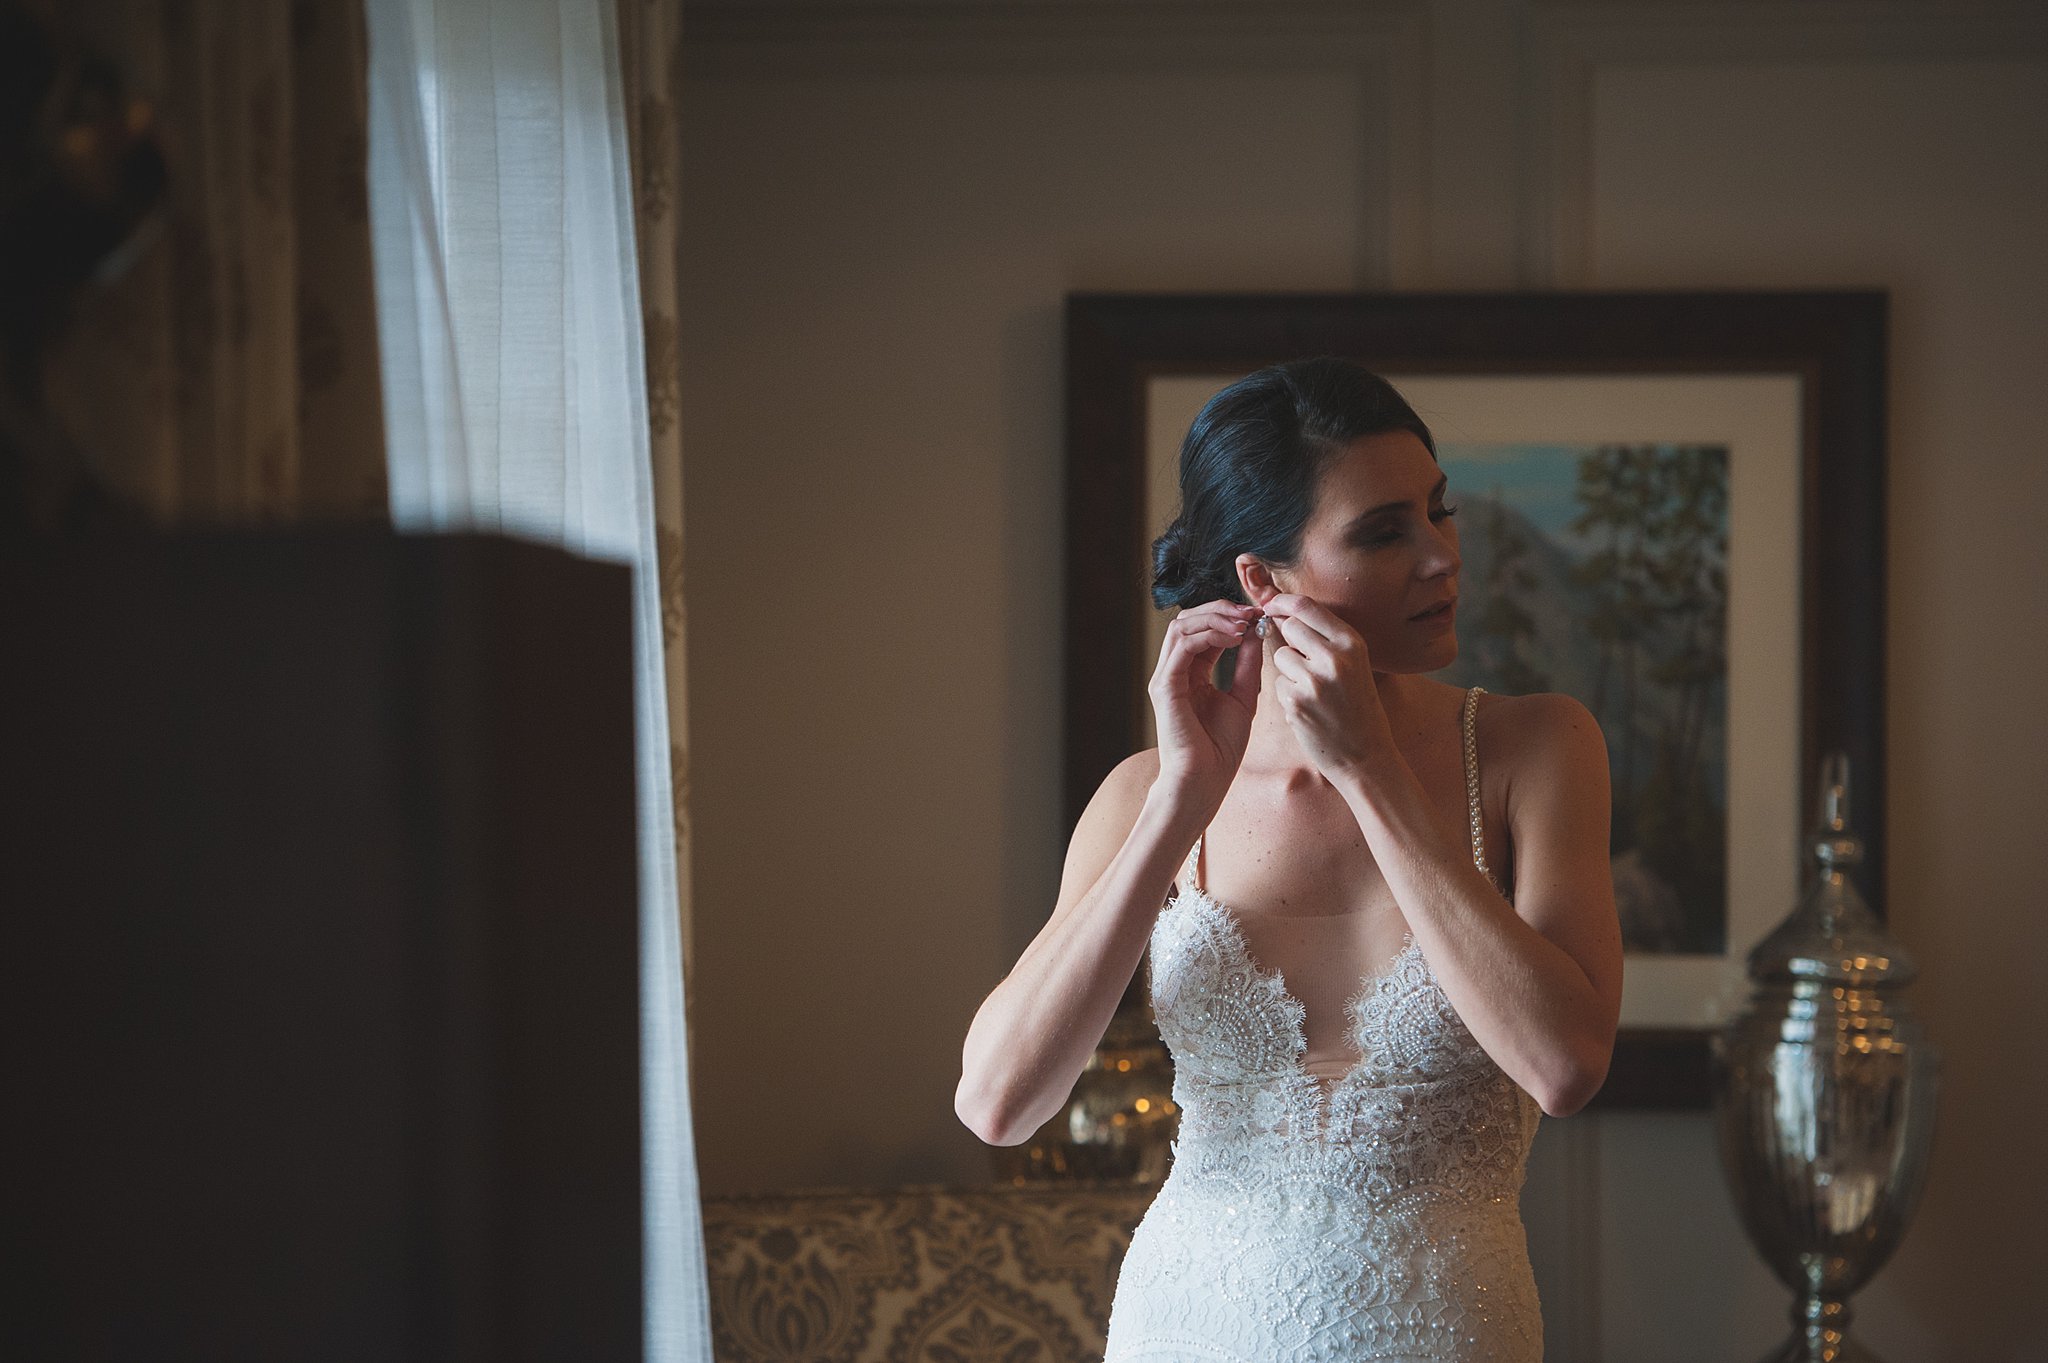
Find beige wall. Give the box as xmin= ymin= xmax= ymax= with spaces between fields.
xmin=678 ymin=4 xmax=2048 ymax=1358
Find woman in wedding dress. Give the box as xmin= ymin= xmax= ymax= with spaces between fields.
xmin=956 ymin=357 xmax=1623 ymax=1361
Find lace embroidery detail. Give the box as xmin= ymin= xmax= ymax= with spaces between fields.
xmin=1161 ymin=889 xmax=1426 ymax=1115
xmin=1107 ymin=687 xmax=1541 ymax=1362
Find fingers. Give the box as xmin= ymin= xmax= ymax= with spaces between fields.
xmin=1173 ymin=611 xmax=1249 ymax=660
xmin=1264 ymin=614 xmax=1332 ymax=692
xmin=1262 ymin=598 xmax=1365 ymax=675
xmin=1223 ymin=617 xmax=1265 ymax=699
xmin=1171 ymin=601 xmax=1260 ymax=652
xmin=1181 ymin=599 xmax=1259 ymax=625
xmin=1262 ymin=611 xmax=1321 ymax=666
xmin=1267 ymin=643 xmax=1311 ymax=689
xmin=1150 ymin=601 xmax=1261 ymax=692
xmin=1261 ymin=593 xmax=1343 ymax=644
xmin=1146 ymin=601 xmax=1236 ymax=679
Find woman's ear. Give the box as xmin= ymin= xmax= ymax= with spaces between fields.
xmin=1235 ymin=553 xmax=1284 ymax=607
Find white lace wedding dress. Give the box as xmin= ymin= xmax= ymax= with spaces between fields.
xmin=1104 ymin=686 xmax=1544 ymax=1362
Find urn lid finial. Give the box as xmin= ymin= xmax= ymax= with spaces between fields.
xmin=1745 ymin=750 xmax=1917 ymax=988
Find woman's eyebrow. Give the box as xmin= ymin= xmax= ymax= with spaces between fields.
xmin=1347 ymin=471 xmax=1450 ymax=524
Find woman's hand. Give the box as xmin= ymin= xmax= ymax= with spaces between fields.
xmin=1149 ymin=598 xmax=1264 ymax=815
xmin=1262 ymin=593 xmax=1399 ymax=784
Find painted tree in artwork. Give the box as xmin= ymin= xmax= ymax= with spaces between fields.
xmin=1472 ymin=483 xmax=1551 ymax=696
xmin=1633 ymin=445 xmax=1729 ymax=950
xmin=1568 ymin=445 xmax=1665 ymax=832
xmin=1568 ymin=443 xmax=1729 ymax=952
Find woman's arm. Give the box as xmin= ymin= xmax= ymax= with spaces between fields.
xmin=1331 ymin=693 xmax=1622 ymax=1116
xmin=955 ymin=752 xmax=1207 ymax=1146
xmin=960 ymin=597 xmax=1254 ymax=1144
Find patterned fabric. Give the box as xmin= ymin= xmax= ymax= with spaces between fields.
xmin=1104 ymin=686 xmax=1544 ymax=1361
xmin=702 ymin=1182 xmax=1155 ymax=1363
xmin=43 ymin=0 xmax=389 ymax=523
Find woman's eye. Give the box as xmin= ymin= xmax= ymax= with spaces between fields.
xmin=1361 ymin=502 xmax=1458 ymax=547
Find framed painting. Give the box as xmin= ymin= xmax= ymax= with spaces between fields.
xmin=1063 ymin=290 xmax=1887 ymax=1109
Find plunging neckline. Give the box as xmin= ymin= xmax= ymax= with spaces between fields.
xmin=1166 ymin=684 xmax=1503 ymax=1105
xmin=1169 ymin=884 xmax=1424 ymax=1096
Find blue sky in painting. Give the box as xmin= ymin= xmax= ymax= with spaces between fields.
xmin=1438 ymin=442 xmax=1593 ymax=558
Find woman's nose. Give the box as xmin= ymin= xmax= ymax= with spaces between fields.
xmin=1424 ymin=521 xmax=1460 ymax=575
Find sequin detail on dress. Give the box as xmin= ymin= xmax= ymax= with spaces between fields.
xmin=1104 ymin=686 xmax=1543 ymax=1362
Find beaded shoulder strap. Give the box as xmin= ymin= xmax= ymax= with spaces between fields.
xmin=1462 ymin=686 xmax=1497 ymax=891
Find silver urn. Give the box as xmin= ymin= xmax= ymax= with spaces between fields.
xmin=1711 ymin=751 xmax=1940 ymax=1363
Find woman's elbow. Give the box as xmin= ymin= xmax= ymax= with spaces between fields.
xmin=1534 ymin=1042 xmax=1613 ymax=1118
xmin=954 ymin=1074 xmax=1032 ymax=1147
xmin=1535 ymin=1079 xmax=1594 ymax=1119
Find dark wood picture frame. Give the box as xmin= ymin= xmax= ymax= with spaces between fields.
xmin=1062 ymin=289 xmax=1887 ymax=1110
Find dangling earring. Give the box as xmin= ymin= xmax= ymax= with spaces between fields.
xmin=1254 ymin=616 xmax=1270 ymax=639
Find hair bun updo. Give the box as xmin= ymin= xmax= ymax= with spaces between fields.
xmin=1148 ymin=516 xmax=1205 ymax=610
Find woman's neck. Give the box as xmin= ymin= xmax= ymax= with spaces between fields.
xmin=1240 ymin=654 xmax=1442 ymax=785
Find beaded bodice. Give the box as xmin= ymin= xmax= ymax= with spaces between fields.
xmin=1103 ymin=686 xmax=1544 ymax=1362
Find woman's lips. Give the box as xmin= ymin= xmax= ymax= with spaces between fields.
xmin=1410 ymin=600 xmax=1456 ymax=625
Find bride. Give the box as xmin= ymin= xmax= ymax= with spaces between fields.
xmin=955 ymin=357 xmax=1622 ymax=1360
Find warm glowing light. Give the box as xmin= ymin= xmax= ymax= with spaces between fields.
xmin=1135 ymin=1098 xmax=1151 ymax=1113
xmin=1116 ymin=1058 xmax=1131 ymax=1072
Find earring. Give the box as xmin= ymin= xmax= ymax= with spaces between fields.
xmin=1254 ymin=617 xmax=1269 ymax=639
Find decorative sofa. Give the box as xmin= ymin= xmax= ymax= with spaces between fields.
xmin=701 ymin=1181 xmax=1157 ymax=1362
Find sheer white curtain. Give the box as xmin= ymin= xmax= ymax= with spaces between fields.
xmin=362 ymin=0 xmax=712 ymax=1357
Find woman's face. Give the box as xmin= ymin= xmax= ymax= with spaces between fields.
xmin=1238 ymin=430 xmax=1462 ymax=673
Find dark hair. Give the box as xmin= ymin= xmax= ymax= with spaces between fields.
xmin=1149 ymin=357 xmax=1437 ymax=610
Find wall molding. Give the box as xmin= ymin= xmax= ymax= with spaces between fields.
xmin=1522 ymin=1 xmax=2048 ymax=284
xmin=685 ymin=1 xmax=1426 ymax=74
xmin=682 ymin=0 xmax=1430 ymax=287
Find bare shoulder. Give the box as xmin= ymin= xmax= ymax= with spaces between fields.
xmin=1120 ymin=745 xmax=1164 ymax=783
xmin=1479 ymin=689 xmax=1600 ymax=739
xmin=1481 ymin=691 xmax=1610 ymax=812
xmin=1052 ymin=746 xmax=1170 ymax=918
xmin=1093 ymin=747 xmax=1163 ymax=824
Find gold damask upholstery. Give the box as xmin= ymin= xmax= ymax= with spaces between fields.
xmin=701 ymin=1181 xmax=1155 ymax=1363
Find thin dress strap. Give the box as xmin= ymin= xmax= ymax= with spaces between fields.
xmin=1462 ymin=685 xmax=1500 ymax=895
xmin=1181 ymin=830 xmax=1204 ymax=893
